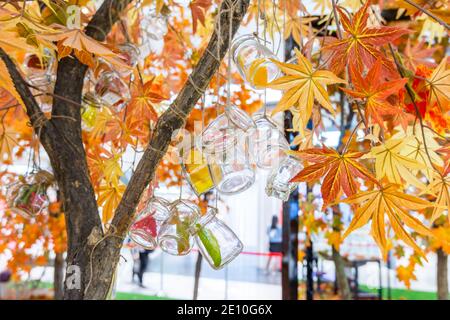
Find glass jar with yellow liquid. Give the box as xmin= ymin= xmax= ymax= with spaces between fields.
xmin=231 ymin=34 xmax=280 ymax=89
xmin=181 ymin=145 xmax=222 ymax=196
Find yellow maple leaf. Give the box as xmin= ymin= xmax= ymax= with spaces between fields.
xmin=0 ymin=56 xmax=25 ymax=110
xmin=430 ymin=226 xmax=450 ymax=254
xmin=362 ymin=137 xmax=426 ymax=188
xmin=424 ymin=56 xmax=450 ymax=111
xmin=267 ymin=48 xmax=346 ymax=133
xmin=284 ymin=16 xmax=317 ymax=46
xmin=423 ymin=170 xmax=450 ymax=223
xmin=391 ymin=125 xmax=444 ymax=183
xmin=97 ymin=183 xmax=126 ymax=223
xmin=340 ymin=183 xmax=433 ymax=259
xmin=0 ymin=128 xmax=19 ymax=164
xmin=396 ymin=264 xmax=417 ymax=289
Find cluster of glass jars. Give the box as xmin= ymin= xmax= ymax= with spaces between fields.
xmin=181 ymin=105 xmax=303 ymax=201
xmin=129 ymin=197 xmax=243 ymax=270
xmin=5 ymin=171 xmax=55 ymax=218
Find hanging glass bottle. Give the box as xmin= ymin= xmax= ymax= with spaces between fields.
xmin=199 ymin=104 xmax=255 ymax=156
xmin=231 ymin=34 xmax=280 ymax=89
xmin=86 ymin=71 xmax=130 ymax=111
xmin=207 ymin=142 xmax=255 ymax=195
xmin=141 ymin=12 xmax=168 ymax=41
xmin=129 ymin=197 xmax=171 ymax=250
xmin=22 ymin=50 xmax=56 ymax=88
xmin=158 ymin=199 xmax=200 ymax=256
xmin=6 ymin=171 xmax=54 ymax=218
xmin=192 ymin=207 xmax=243 ymax=270
xmin=249 ymin=113 xmax=290 ymax=170
xmin=265 ymin=155 xmax=303 ymax=201
xmin=181 ymin=144 xmax=222 ymax=196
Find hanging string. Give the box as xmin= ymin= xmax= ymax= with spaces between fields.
xmin=262 ymin=0 xmax=268 ymax=116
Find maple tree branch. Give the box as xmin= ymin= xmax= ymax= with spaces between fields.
xmin=403 ymin=0 xmax=450 ymax=30
xmin=110 ymin=0 xmax=251 ymax=237
xmin=0 ymin=47 xmax=55 ymax=146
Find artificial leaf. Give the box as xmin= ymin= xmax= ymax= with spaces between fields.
xmin=322 ymin=1 xmax=409 ymax=76
xmin=340 ymin=183 xmax=433 ymax=258
xmin=128 ymin=78 xmax=167 ymax=122
xmin=0 ymin=128 xmax=19 ymax=164
xmin=430 ymin=226 xmax=450 ymax=254
xmin=423 ymin=165 xmax=450 ymax=222
xmin=197 ymin=226 xmax=221 ymax=268
xmin=396 ymin=264 xmax=417 ymax=289
xmin=342 ymin=59 xmax=407 ymax=129
xmin=190 ymin=0 xmax=212 ymax=33
xmin=97 ymin=183 xmax=126 ymax=223
xmin=268 ymin=48 xmax=345 ymax=133
xmin=291 ymin=147 xmax=378 ymax=208
xmin=424 ymin=56 xmax=450 ymax=111
xmin=38 ymin=27 xmax=129 ymax=70
xmin=362 ymin=137 xmax=426 ymax=188
xmin=284 ymin=15 xmax=317 ymax=46
xmin=0 ymin=56 xmax=25 ymax=110
xmin=391 ymin=125 xmax=443 ymax=182
xmin=402 ymin=39 xmax=437 ymax=71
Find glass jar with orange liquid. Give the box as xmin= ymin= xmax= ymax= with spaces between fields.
xmin=231 ymin=34 xmax=280 ymax=89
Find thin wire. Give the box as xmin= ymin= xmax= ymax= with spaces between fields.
xmin=263 ymin=0 xmax=267 ymax=116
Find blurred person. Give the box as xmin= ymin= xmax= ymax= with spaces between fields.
xmin=132 ymin=247 xmax=153 ymax=288
xmin=266 ymin=215 xmax=282 ymax=273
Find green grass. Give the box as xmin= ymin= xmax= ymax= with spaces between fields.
xmin=359 ymin=285 xmax=441 ymax=300
xmin=114 ymin=292 xmax=173 ymax=300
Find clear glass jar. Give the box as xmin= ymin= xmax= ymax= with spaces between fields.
xmin=116 ymin=43 xmax=140 ymax=76
xmin=141 ymin=13 xmax=168 ymax=41
xmin=249 ymin=113 xmax=290 ymax=170
xmin=91 ymin=71 xmax=130 ymax=111
xmin=23 ymin=52 xmax=56 ymax=88
xmin=231 ymin=34 xmax=280 ymax=89
xmin=192 ymin=207 xmax=243 ymax=270
xmin=129 ymin=197 xmax=171 ymax=249
xmin=266 ymin=156 xmax=302 ymax=201
xmin=181 ymin=145 xmax=222 ymax=196
xmin=158 ymin=199 xmax=200 ymax=256
xmin=199 ymin=105 xmax=255 ymax=155
xmin=6 ymin=171 xmax=53 ymax=218
xmin=207 ymin=143 xmax=255 ymax=195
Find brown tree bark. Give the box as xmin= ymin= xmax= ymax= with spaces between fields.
xmin=53 ymin=253 xmax=65 ymax=300
xmin=437 ymin=248 xmax=448 ymax=300
xmin=332 ymin=246 xmax=352 ymax=300
xmin=1 ymin=0 xmax=250 ymax=300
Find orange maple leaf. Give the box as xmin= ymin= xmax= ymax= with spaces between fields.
xmin=38 ymin=27 xmax=129 ymax=70
xmin=128 ymin=77 xmax=167 ymax=122
xmin=190 ymin=0 xmax=212 ymax=33
xmin=341 ymin=59 xmax=407 ymax=129
xmin=290 ymin=147 xmax=378 ymax=209
xmin=322 ymin=1 xmax=409 ymax=76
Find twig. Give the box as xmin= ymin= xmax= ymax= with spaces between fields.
xmin=403 ymin=0 xmax=450 ymax=30
xmin=388 ymin=44 xmax=442 ymax=177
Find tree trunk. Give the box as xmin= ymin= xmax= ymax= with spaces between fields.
xmin=437 ymin=248 xmax=448 ymax=300
xmin=332 ymin=246 xmax=352 ymax=300
xmin=193 ymin=253 xmax=203 ymax=300
xmin=53 ymin=253 xmax=65 ymax=300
